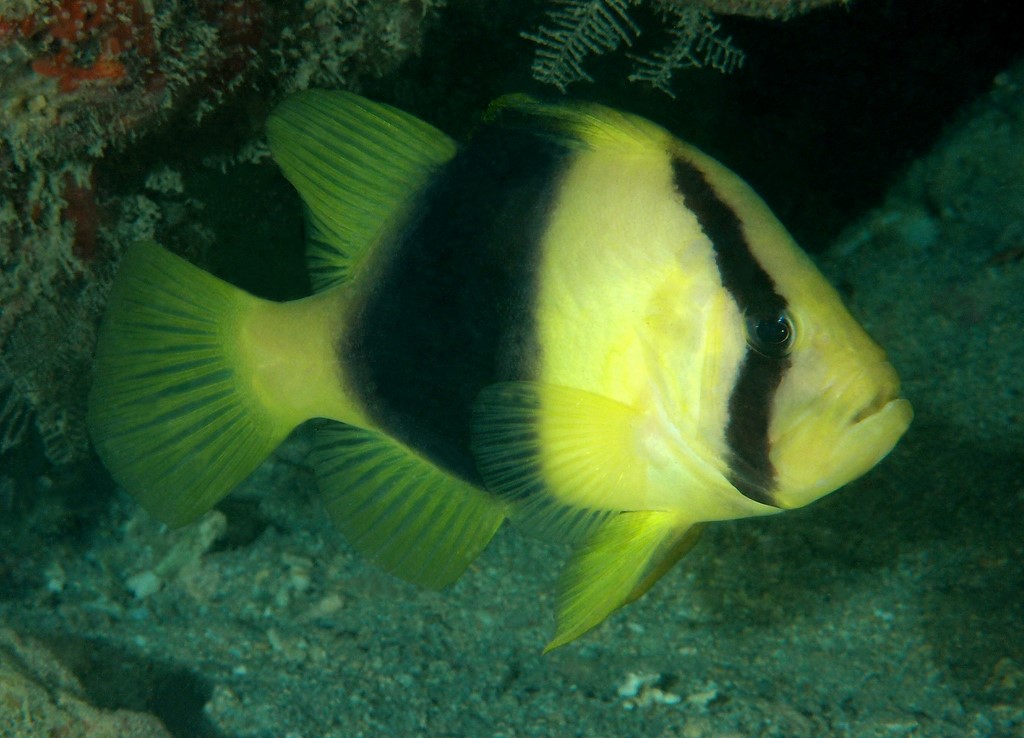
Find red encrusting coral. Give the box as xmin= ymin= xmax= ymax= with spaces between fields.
xmin=201 ymin=0 xmax=264 ymax=80
xmin=1 ymin=0 xmax=155 ymax=93
xmin=0 ymin=16 xmax=35 ymax=40
xmin=1 ymin=0 xmax=450 ymax=468
xmin=62 ymin=171 xmax=100 ymax=263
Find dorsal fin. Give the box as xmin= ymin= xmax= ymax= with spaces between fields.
xmin=267 ymin=90 xmax=457 ymax=291
xmin=483 ymin=94 xmax=673 ymax=155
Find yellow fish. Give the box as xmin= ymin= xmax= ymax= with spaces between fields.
xmin=88 ymin=92 xmax=912 ymax=649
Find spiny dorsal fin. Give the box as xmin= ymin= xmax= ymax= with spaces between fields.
xmin=267 ymin=90 xmax=457 ymax=291
xmin=313 ymin=421 xmax=506 ymax=590
xmin=484 ymin=94 xmax=673 ymax=155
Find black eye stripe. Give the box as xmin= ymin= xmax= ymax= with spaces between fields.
xmin=671 ymin=157 xmax=789 ymax=505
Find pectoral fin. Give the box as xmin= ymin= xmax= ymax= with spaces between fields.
xmin=472 ymin=382 xmax=646 ymax=541
xmin=546 ymin=511 xmax=704 ymax=651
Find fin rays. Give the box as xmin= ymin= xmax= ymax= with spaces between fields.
xmin=314 ymin=422 xmax=506 ymax=590
xmin=548 ymin=512 xmax=702 ymax=651
xmin=267 ymin=90 xmax=457 ymax=290
xmin=88 ymin=243 xmax=294 ymax=526
xmin=473 ymin=381 xmax=646 ymax=541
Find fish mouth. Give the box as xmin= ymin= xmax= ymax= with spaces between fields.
xmin=841 ymin=364 xmax=913 ymax=471
xmin=830 ymin=390 xmax=913 ymax=487
xmin=847 ymin=359 xmax=909 ymax=427
xmin=770 ymin=368 xmax=913 ymax=510
xmin=856 ymin=393 xmax=914 ymax=436
xmin=851 ymin=386 xmax=902 ymax=425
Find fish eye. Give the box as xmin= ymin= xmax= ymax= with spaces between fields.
xmin=745 ymin=309 xmax=795 ymax=358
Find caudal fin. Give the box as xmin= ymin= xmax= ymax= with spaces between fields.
xmin=88 ymin=242 xmax=298 ymax=526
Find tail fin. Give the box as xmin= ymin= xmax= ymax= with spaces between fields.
xmin=88 ymin=242 xmax=312 ymax=526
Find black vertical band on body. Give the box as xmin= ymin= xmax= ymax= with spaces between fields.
xmin=344 ymin=126 xmax=569 ymax=484
xmin=672 ymin=158 xmax=788 ymax=506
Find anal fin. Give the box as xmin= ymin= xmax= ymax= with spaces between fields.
xmin=313 ymin=421 xmax=506 ymax=590
xmin=546 ymin=511 xmax=704 ymax=651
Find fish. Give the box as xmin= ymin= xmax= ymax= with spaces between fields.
xmin=87 ymin=91 xmax=913 ymax=650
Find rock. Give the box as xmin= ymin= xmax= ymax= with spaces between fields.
xmin=0 ymin=628 xmax=173 ymax=738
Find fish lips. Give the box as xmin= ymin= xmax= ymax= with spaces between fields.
xmin=772 ymin=394 xmax=913 ymax=510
